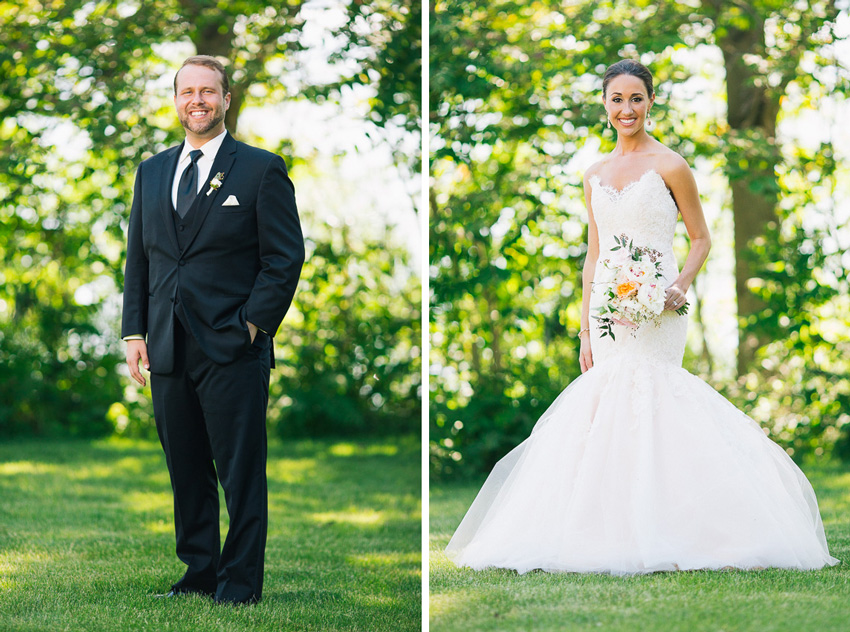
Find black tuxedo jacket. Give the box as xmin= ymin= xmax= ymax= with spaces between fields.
xmin=121 ymin=133 xmax=304 ymax=374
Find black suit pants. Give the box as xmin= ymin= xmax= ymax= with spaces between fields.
xmin=151 ymin=318 xmax=270 ymax=603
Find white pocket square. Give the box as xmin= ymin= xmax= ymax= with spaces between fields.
xmin=222 ymin=195 xmax=240 ymax=206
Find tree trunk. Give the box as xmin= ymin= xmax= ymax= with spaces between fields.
xmin=192 ymin=23 xmax=244 ymax=135
xmin=178 ymin=1 xmax=245 ymax=135
xmin=715 ymin=9 xmax=782 ymax=376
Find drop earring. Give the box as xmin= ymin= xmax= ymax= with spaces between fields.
xmin=645 ymin=110 xmax=655 ymax=132
xmin=607 ymin=117 xmax=611 ymax=128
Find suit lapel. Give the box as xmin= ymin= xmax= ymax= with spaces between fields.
xmin=180 ymin=133 xmax=238 ymax=253
xmin=158 ymin=143 xmax=183 ymax=255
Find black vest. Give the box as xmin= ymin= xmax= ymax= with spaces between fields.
xmin=172 ymin=195 xmax=200 ymax=329
xmin=172 ymin=199 xmax=200 ymax=252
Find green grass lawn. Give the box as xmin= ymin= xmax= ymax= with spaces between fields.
xmin=430 ymin=462 xmax=850 ymax=632
xmin=0 ymin=435 xmax=420 ymax=632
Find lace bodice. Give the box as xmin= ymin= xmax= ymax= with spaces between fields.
xmin=588 ymin=169 xmax=687 ymax=367
xmin=589 ymin=169 xmax=679 ymax=256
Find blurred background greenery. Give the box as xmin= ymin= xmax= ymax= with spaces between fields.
xmin=430 ymin=0 xmax=850 ymax=479
xmin=0 ymin=0 xmax=421 ymax=440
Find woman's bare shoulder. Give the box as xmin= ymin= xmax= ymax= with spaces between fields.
xmin=650 ymin=146 xmax=693 ymax=187
xmin=583 ymin=158 xmax=609 ymax=184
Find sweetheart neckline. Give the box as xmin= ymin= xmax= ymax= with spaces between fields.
xmin=590 ymin=169 xmax=661 ymax=200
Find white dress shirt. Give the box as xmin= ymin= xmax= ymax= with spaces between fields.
xmin=170 ymin=128 xmax=228 ymax=210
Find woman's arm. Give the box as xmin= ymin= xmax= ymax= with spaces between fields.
xmin=662 ymin=156 xmax=711 ymax=310
xmin=579 ymin=171 xmax=601 ymax=373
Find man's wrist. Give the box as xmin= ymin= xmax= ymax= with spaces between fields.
xmin=245 ymin=318 xmax=268 ymax=335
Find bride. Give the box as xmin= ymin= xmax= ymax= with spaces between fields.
xmin=445 ymin=59 xmax=839 ymax=574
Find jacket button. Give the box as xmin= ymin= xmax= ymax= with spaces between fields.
xmin=179 ymin=260 xmax=186 ymax=266
xmin=178 ymin=225 xmax=185 ymax=232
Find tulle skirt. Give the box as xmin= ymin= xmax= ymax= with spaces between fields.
xmin=445 ymin=358 xmax=839 ymax=574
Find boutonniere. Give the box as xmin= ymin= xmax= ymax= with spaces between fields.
xmin=206 ymin=172 xmax=225 ymax=196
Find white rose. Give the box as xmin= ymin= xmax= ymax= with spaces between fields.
xmin=625 ymin=259 xmax=655 ymax=283
xmin=638 ymin=282 xmax=665 ymax=314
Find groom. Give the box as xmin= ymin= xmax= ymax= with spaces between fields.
xmin=122 ymin=55 xmax=304 ymax=604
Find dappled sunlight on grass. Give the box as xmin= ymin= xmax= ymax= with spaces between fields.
xmin=94 ymin=437 xmax=163 ymax=453
xmin=809 ymin=469 xmax=850 ymax=517
xmin=0 ymin=462 xmax=59 ymax=476
xmin=312 ymin=508 xmax=386 ymax=526
xmin=347 ymin=552 xmax=421 ymax=568
xmin=0 ymin=550 xmax=53 ymax=583
xmin=66 ymin=463 xmax=135 ymax=481
xmin=144 ymin=520 xmax=173 ymax=535
xmin=281 ymin=436 xmax=418 ymax=460
xmin=802 ymin=464 xmax=850 ymax=564
xmin=431 ymin=588 xmax=499 ymax=621
xmin=65 ymin=455 xmax=166 ymax=482
xmin=429 ymin=592 xmax=457 ymax=618
xmin=266 ymin=437 xmax=419 ymax=533
xmin=268 ymin=490 xmax=325 ymax=510
xmin=265 ymin=457 xmax=318 ymax=484
xmin=126 ymin=491 xmax=172 ymax=515
xmin=356 ymin=592 xmax=404 ymax=607
xmin=327 ymin=442 xmax=400 ymax=457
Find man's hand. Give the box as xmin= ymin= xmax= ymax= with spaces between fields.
xmin=248 ymin=321 xmax=258 ymax=343
xmin=126 ymin=339 xmax=150 ymax=386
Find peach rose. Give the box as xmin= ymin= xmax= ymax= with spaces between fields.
xmin=616 ymin=280 xmax=638 ymax=298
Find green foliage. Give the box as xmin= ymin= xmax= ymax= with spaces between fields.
xmin=270 ymin=234 xmax=421 ymax=438
xmin=0 ymin=1 xmax=174 ymax=436
xmin=720 ymin=151 xmax=850 ymax=460
xmin=333 ymin=0 xmax=421 ymax=135
xmin=0 ymin=325 xmax=119 ymax=437
xmin=430 ymin=359 xmax=574 ymax=480
xmin=322 ymin=0 xmax=422 ymax=187
xmin=429 ymin=133 xmax=587 ymax=477
xmin=1 ymin=1 xmax=420 ymax=439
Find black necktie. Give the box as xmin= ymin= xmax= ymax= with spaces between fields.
xmin=176 ymin=149 xmax=203 ymax=218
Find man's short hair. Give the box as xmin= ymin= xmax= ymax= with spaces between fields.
xmin=174 ymin=55 xmax=230 ymax=95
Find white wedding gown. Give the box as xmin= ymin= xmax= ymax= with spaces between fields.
xmin=445 ymin=169 xmax=839 ymax=574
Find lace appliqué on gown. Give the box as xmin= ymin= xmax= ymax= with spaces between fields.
xmin=445 ymin=169 xmax=839 ymax=575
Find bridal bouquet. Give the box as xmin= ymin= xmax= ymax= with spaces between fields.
xmin=592 ymin=234 xmax=688 ymax=340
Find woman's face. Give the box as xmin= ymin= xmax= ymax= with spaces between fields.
xmin=603 ymin=74 xmax=654 ymax=136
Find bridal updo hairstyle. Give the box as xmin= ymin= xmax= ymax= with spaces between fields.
xmin=602 ymin=59 xmax=654 ymax=99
